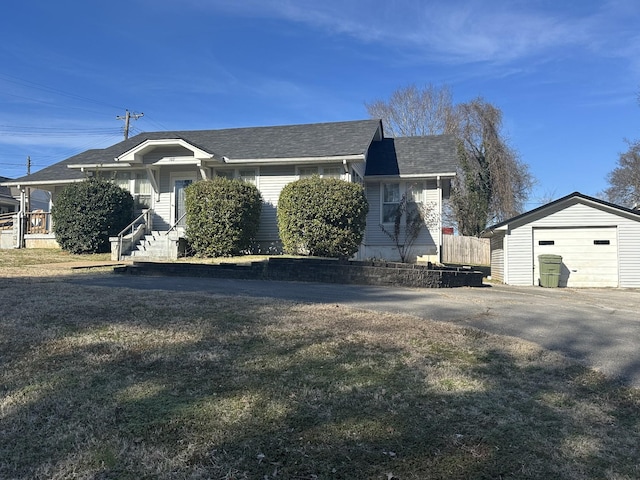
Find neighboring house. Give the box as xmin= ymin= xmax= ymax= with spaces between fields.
xmin=1 ymin=176 xmax=51 ymax=248
xmin=0 ymin=176 xmax=20 ymax=214
xmin=482 ymin=192 xmax=640 ymax=288
xmin=1 ymin=119 xmax=457 ymax=261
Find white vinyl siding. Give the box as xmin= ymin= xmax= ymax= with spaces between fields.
xmin=618 ymin=220 xmax=640 ymax=287
xmin=490 ymin=233 xmax=505 ymax=283
xmin=256 ymin=165 xmax=296 ymax=243
xmin=504 ymin=226 xmax=533 ymax=285
xmin=142 ymin=146 xmax=194 ymax=164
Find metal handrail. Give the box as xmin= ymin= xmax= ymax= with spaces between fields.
xmin=116 ymin=209 xmax=152 ymax=260
xmin=165 ymin=211 xmax=187 ymax=236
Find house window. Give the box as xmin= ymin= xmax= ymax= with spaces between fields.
xmin=406 ymin=181 xmax=425 ymax=218
xmin=215 ymin=170 xmax=234 ymax=179
xmin=239 ymin=169 xmax=256 ymax=184
xmin=382 ymin=183 xmax=401 ymax=223
xmin=298 ymin=167 xmax=318 ymax=178
xmin=321 ymin=167 xmax=342 ymax=179
xmin=112 ymin=172 xmax=152 ymax=210
xmin=113 ymin=172 xmax=130 ymax=191
xmin=134 ymin=173 xmax=152 ymax=209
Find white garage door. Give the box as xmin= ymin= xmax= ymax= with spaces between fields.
xmin=533 ymin=227 xmax=618 ymax=288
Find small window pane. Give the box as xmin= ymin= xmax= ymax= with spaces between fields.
xmin=134 ymin=173 xmax=151 ymax=195
xmin=299 ymin=167 xmax=318 ymax=178
xmin=383 ymin=204 xmax=399 ymax=223
xmin=322 ymin=167 xmax=342 ymax=178
xmin=407 ymin=182 xmax=424 ymax=203
xmin=216 ymin=170 xmax=234 ymax=179
xmin=239 ymin=169 xmax=256 ymax=184
xmin=113 ymin=171 xmax=130 ymax=191
xmin=383 ymin=183 xmax=400 ymax=203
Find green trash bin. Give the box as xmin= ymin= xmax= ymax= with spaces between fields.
xmin=538 ymin=254 xmax=562 ymax=287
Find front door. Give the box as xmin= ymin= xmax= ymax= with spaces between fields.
xmin=172 ymin=175 xmax=196 ymax=228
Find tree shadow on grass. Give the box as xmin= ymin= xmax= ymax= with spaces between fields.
xmin=1 ymin=282 xmax=639 ymax=479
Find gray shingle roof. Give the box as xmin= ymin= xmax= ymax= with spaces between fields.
xmin=365 ymin=135 xmax=458 ymax=176
xmin=9 ymin=120 xmax=383 ymax=184
xmin=0 ymin=176 xmax=16 ymax=200
xmin=6 ymin=120 xmax=458 ymax=185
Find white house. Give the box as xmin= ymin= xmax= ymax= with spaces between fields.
xmin=482 ymin=192 xmax=640 ymax=288
xmin=1 ymin=119 xmax=457 ymax=261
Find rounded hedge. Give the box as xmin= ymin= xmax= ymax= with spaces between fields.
xmin=277 ymin=177 xmax=368 ymax=258
xmin=51 ymin=178 xmax=134 ymax=254
xmin=185 ymin=178 xmax=262 ymax=257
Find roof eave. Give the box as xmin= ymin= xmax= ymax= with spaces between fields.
xmin=221 ymin=154 xmax=365 ymax=165
xmin=364 ymin=172 xmax=457 ymax=180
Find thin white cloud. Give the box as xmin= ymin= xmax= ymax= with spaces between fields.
xmin=191 ymin=0 xmax=640 ymax=65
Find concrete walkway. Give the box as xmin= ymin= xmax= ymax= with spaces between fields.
xmin=68 ymin=274 xmax=640 ymax=388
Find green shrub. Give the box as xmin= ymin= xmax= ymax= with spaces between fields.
xmin=277 ymin=177 xmax=368 ymax=258
xmin=52 ymin=178 xmax=134 ymax=254
xmin=185 ymin=178 xmax=262 ymax=257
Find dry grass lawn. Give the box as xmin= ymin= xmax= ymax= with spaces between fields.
xmin=1 ymin=251 xmax=639 ymax=479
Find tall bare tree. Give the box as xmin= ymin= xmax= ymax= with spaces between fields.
xmin=603 ymin=139 xmax=640 ymax=208
xmin=366 ymin=84 xmax=534 ymax=236
xmin=366 ymin=84 xmax=457 ymax=136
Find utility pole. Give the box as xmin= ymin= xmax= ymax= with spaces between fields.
xmin=26 ymin=156 xmax=31 ymax=212
xmin=116 ymin=110 xmax=144 ymax=140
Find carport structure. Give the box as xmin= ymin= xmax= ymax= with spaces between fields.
xmin=482 ymin=192 xmax=640 ymax=288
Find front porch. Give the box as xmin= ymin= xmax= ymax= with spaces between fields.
xmin=0 ymin=209 xmax=185 ymax=261
xmin=0 ymin=211 xmax=59 ymax=249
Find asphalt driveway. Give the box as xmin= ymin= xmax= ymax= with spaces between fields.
xmin=69 ymin=274 xmax=640 ymax=388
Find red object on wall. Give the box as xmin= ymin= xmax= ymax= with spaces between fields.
xmin=442 ymin=227 xmax=454 ymax=235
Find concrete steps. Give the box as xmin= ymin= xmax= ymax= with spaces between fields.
xmin=123 ymin=231 xmax=175 ymax=260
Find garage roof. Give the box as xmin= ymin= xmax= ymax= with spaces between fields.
xmin=482 ymin=192 xmax=640 ymax=236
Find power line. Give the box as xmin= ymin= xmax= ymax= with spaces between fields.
xmin=0 ymin=72 xmax=125 ymax=111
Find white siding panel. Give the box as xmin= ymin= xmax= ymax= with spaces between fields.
xmin=363 ymin=182 xmax=386 ymax=245
xmin=520 ymin=203 xmax=620 ymax=228
xmin=143 ymin=146 xmax=194 ymax=164
xmin=490 ymin=233 xmax=505 ymax=283
xmin=505 ymin=226 xmax=533 ymax=285
xmin=617 ymin=220 xmax=640 ymax=287
xmin=256 ymin=166 xmax=296 ymax=243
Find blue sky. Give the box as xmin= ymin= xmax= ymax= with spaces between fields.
xmin=1 ymin=0 xmax=639 ymax=208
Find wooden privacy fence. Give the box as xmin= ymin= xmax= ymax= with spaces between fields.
xmin=442 ymin=234 xmax=490 ymax=266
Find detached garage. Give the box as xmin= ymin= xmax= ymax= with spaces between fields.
xmin=483 ymin=192 xmax=640 ymax=288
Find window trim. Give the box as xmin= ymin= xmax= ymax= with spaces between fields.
xmin=381 ymin=182 xmax=401 ymax=224
xmin=296 ymin=165 xmax=344 ymax=179
xmin=213 ymin=167 xmax=259 ymax=186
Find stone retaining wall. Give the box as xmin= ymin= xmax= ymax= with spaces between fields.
xmin=116 ymin=257 xmax=483 ymax=288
